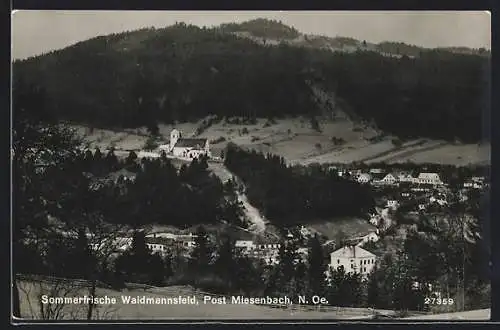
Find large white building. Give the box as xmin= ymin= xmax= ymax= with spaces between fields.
xmin=169 ymin=129 xmax=211 ymax=159
xmin=416 ymin=173 xmax=444 ymax=185
xmin=328 ymin=246 xmax=377 ymax=277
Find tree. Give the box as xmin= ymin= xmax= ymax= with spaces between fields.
xmin=335 ymin=230 xmax=348 ymax=247
xmin=143 ymin=137 xmax=158 ymax=151
xmin=325 ymin=266 xmax=363 ymax=307
xmin=213 ymin=234 xmax=237 ymax=290
xmin=307 ymin=234 xmax=327 ymax=297
xmin=267 ymin=239 xmax=299 ymax=296
xmin=12 ymin=80 xmax=84 ymax=318
xmin=126 ymin=151 xmax=138 ymax=165
xmin=189 ymin=226 xmax=213 ymax=274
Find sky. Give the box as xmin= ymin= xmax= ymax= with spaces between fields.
xmin=12 ymin=10 xmax=491 ymax=60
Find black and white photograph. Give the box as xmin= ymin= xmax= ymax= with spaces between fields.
xmin=12 ymin=10 xmax=491 ymax=321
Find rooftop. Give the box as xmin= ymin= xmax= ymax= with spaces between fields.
xmin=174 ymin=138 xmax=207 ymax=149
xmin=330 ymin=246 xmax=376 ymax=259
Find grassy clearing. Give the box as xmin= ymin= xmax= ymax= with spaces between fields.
xmin=72 ymin=117 xmax=489 ymax=166
xmin=307 ymin=218 xmax=377 ymax=240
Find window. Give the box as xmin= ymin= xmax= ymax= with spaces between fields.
xmin=351 ymin=264 xmax=354 ymax=269
xmin=364 ymin=267 xmax=366 ymax=272
xmin=360 ymin=260 xmax=362 ymax=265
xmin=337 ymin=259 xmax=340 ymax=264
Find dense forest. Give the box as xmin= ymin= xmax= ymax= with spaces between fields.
xmin=224 ymin=143 xmax=375 ymax=225
xmin=13 ymin=20 xmax=490 ymax=143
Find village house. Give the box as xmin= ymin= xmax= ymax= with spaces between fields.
xmin=416 ymin=172 xmax=444 ymax=186
xmin=169 ymin=129 xmax=211 ymax=159
xmin=145 ymin=237 xmax=170 ymax=255
xmin=349 ymin=169 xmax=363 ymax=177
xmin=145 ymin=232 xmax=197 ymax=251
xmin=346 ymin=231 xmax=380 ymax=247
xmin=146 ymin=232 xmax=177 ymax=240
xmin=397 ymin=172 xmax=415 ymax=184
xmin=174 ymin=233 xmax=197 ymax=249
xmin=370 ymin=172 xmax=388 ymax=186
xmin=463 ymin=181 xmax=474 ymax=188
xmin=380 ymin=173 xmax=398 ymax=185
xmin=471 ymin=176 xmax=485 ymax=183
xmin=250 ymin=241 xmax=281 ymax=265
xmin=327 ymin=246 xmax=377 ymax=277
xmin=357 ymin=173 xmax=372 ymax=184
xmin=235 ymin=240 xmax=257 ymax=254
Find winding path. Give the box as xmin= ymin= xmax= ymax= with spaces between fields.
xmin=207 ymin=162 xmax=268 ymax=234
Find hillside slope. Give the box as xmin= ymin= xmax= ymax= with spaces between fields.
xmin=14 ymin=20 xmax=490 ymax=145
xmin=74 ymin=118 xmax=490 ymax=166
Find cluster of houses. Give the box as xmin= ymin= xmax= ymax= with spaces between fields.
xmin=337 ymin=168 xmax=446 ymax=187
xmin=334 ymin=166 xmax=488 ymax=191
xmin=144 ymin=232 xmax=197 ymax=256
xmin=462 ymin=176 xmax=487 ymax=189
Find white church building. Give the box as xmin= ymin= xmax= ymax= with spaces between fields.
xmin=160 ymin=129 xmax=211 ymax=159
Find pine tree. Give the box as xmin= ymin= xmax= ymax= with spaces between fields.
xmin=307 ymin=234 xmax=326 ymax=297
xmin=273 ymin=239 xmax=299 ymax=295
xmin=126 ymin=150 xmax=138 ymax=165
xmin=149 ymin=252 xmax=166 ymax=286
xmin=214 ymin=234 xmax=237 ymax=290
xmin=131 ymin=231 xmax=150 ymax=258
xmin=73 ymin=228 xmax=92 ymax=279
xmin=189 ymin=226 xmax=213 ymax=273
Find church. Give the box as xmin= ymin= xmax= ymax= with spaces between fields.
xmin=166 ymin=129 xmax=210 ymax=159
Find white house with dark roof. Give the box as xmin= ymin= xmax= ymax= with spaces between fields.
xmin=397 ymin=172 xmax=415 ymax=183
xmin=381 ymin=173 xmax=398 ymax=185
xmin=357 ymin=173 xmax=372 ymax=184
xmin=328 ymin=246 xmax=377 ymax=277
xmin=417 ymin=173 xmax=444 ymax=185
xmin=169 ymin=129 xmax=211 ymax=159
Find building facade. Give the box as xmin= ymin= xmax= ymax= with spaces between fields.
xmin=170 ymin=129 xmax=211 ymax=159
xmin=328 ymin=246 xmax=377 ymax=277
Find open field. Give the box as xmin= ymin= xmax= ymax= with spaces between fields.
xmin=307 ymin=218 xmax=377 ymax=240
xmin=72 ymin=117 xmax=490 ymax=166
xmin=17 ymin=278 xmax=394 ymax=320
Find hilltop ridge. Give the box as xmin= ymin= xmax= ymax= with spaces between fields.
xmin=13 ymin=19 xmax=490 ymax=148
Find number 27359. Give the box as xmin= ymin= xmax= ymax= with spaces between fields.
xmin=424 ymin=297 xmax=454 ymax=305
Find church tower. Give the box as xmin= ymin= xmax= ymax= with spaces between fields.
xmin=170 ymin=129 xmax=181 ymax=152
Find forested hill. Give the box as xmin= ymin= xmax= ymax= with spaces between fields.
xmin=14 ymin=20 xmax=490 ymax=143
